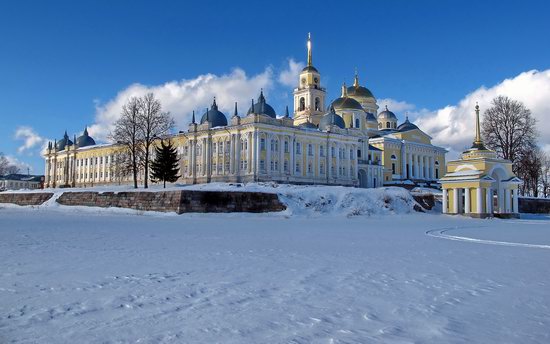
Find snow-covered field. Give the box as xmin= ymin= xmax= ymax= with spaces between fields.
xmin=1 ymin=190 xmax=550 ymax=343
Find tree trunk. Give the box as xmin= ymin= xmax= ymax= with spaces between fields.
xmin=144 ymin=146 xmax=149 ymax=189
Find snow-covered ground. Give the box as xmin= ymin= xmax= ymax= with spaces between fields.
xmin=1 ymin=203 xmax=550 ymax=343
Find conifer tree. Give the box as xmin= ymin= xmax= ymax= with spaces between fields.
xmin=150 ymin=139 xmax=180 ymax=188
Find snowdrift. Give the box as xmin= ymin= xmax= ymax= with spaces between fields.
xmin=1 ymin=183 xmax=421 ymax=217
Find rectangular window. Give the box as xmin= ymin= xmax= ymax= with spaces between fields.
xmin=392 ymin=163 xmax=396 ymax=174
xmin=284 ymin=141 xmax=289 ymax=153
xmin=308 ymin=163 xmax=312 ymax=173
xmin=284 ymin=160 xmax=288 ymax=172
xmin=260 ymin=160 xmax=265 ymax=170
xmin=331 ymin=147 xmax=335 ymax=157
xmin=320 ymin=146 xmax=324 ymax=157
xmin=308 ymin=144 xmax=313 ymax=156
xmin=270 ymin=161 xmax=274 ymax=171
xmin=296 ymin=142 xmax=301 ymax=154
xmin=260 ymin=138 xmax=266 ymax=151
xmin=295 ymin=162 xmax=300 ymax=173
xmin=320 ymin=164 xmax=325 ymax=174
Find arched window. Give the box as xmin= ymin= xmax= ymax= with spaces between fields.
xmin=355 ymin=118 xmax=360 ymax=128
xmin=299 ymin=97 xmax=305 ymax=111
xmin=314 ymin=97 xmax=320 ymax=111
xmin=391 ymin=154 xmax=397 ymax=160
xmin=393 ymin=122 xmax=397 ymax=129
xmin=386 ymin=122 xmax=390 ymax=128
xmin=435 ymin=160 xmax=440 ymax=165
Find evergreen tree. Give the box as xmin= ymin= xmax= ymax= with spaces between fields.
xmin=150 ymin=139 xmax=180 ymax=188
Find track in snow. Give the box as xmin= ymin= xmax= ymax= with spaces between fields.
xmin=426 ymin=226 xmax=550 ymax=250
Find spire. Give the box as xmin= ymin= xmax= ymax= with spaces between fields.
xmin=405 ymin=111 xmax=409 ymax=122
xmin=307 ymin=32 xmax=312 ymax=67
xmin=251 ymin=99 xmax=255 ymax=114
xmin=64 ymin=130 xmax=68 ymax=139
xmin=385 ymin=105 xmax=388 ymax=111
xmin=471 ymin=102 xmax=486 ymax=149
xmin=83 ymin=126 xmax=89 ymax=136
xmin=284 ymin=105 xmax=289 ymax=117
xmin=341 ymin=82 xmax=348 ymax=97
xmin=259 ymin=88 xmax=265 ymax=102
xmin=212 ymin=97 xmax=217 ymax=109
xmin=354 ymin=68 xmax=359 ymax=88
xmin=233 ymin=102 xmax=239 ymax=118
xmin=191 ymin=110 xmax=195 ymax=124
xmin=330 ymin=105 xmax=335 ymax=113
xmin=73 ymin=134 xmax=77 ymax=146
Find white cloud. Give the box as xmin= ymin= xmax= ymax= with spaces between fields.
xmin=14 ymin=126 xmax=46 ymax=154
xmin=385 ymin=70 xmax=550 ymax=158
xmin=278 ymin=58 xmax=304 ymax=88
xmin=377 ymin=98 xmax=416 ymax=114
xmin=89 ymin=67 xmax=275 ymax=141
xmin=5 ymin=155 xmax=32 ymax=173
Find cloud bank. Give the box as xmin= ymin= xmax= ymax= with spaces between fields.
xmin=385 ymin=70 xmax=550 ymax=158
xmin=14 ymin=126 xmax=46 ymax=154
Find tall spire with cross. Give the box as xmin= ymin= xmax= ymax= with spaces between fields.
xmin=307 ymin=32 xmax=312 ymax=66
xmin=471 ymin=102 xmax=486 ymax=150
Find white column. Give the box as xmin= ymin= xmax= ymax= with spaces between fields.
xmin=266 ymin=136 xmax=272 ymax=175
xmin=513 ymin=188 xmax=519 ymax=213
xmin=407 ymin=153 xmax=412 ymax=179
xmin=498 ymin=188 xmax=504 ymax=213
xmin=464 ymin=188 xmax=470 ymax=213
xmin=476 ymin=187 xmax=483 ymax=213
xmin=414 ymin=154 xmax=419 ymax=178
xmin=442 ymin=188 xmax=448 ymax=213
xmin=420 ymin=155 xmax=426 ymax=179
xmin=401 ymin=145 xmax=407 ymax=179
xmin=453 ymin=188 xmax=459 ymax=213
xmin=486 ymin=188 xmax=493 ymax=214
xmin=505 ymin=189 xmax=511 ymax=213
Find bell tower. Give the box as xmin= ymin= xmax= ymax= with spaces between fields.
xmin=293 ymin=33 xmax=326 ymax=126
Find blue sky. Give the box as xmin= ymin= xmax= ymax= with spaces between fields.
xmin=1 ymin=0 xmax=550 ymax=173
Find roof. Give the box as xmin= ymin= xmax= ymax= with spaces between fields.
xmin=331 ymin=96 xmax=363 ymax=110
xmin=200 ymin=99 xmax=228 ymax=127
xmin=397 ymin=118 xmax=419 ymax=132
xmin=0 ymin=174 xmax=43 ymax=182
xmin=319 ymin=107 xmax=345 ymax=130
xmin=368 ymin=144 xmax=382 ymax=151
xmin=301 ymin=65 xmax=319 ymax=73
xmin=247 ymin=91 xmax=276 ymax=118
xmin=347 ymin=85 xmax=375 ymax=99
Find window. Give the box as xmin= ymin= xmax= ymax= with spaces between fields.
xmin=355 ymin=118 xmax=360 ymax=128
xmin=386 ymin=122 xmax=390 ymax=128
xmin=284 ymin=141 xmax=289 ymax=153
xmin=320 ymin=164 xmax=325 ymax=174
xmin=308 ymin=163 xmax=312 ymax=173
xmin=435 ymin=169 xmax=439 ymax=179
xmin=392 ymin=163 xmax=396 ymax=174
xmin=299 ymin=97 xmax=305 ymax=111
xmin=213 ymin=143 xmax=217 ymax=154
xmin=274 ymin=161 xmax=278 ymax=170
xmin=284 ymin=160 xmax=288 ymax=172
xmin=296 ymin=142 xmax=301 ymax=154
xmin=308 ymin=144 xmax=313 ymax=156
xmin=350 ymin=149 xmax=353 ymax=159
xmin=315 ymin=97 xmax=320 ymax=111
xmin=391 ymin=154 xmax=397 ymax=160
xmin=270 ymin=161 xmax=274 ymax=171
xmin=320 ymin=146 xmax=325 ymax=157
xmin=260 ymin=138 xmax=266 ymax=151
xmin=357 ymin=149 xmax=362 ymax=158
xmin=331 ymin=147 xmax=335 ymax=157
xmin=295 ymin=162 xmax=301 ymax=173
xmin=435 ymin=160 xmax=440 ymax=165
xmin=260 ymin=160 xmax=265 ymax=170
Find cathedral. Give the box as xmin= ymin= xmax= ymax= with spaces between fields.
xmin=43 ymin=35 xmax=447 ymax=189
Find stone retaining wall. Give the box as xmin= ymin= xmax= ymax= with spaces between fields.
xmin=0 ymin=192 xmax=53 ymax=206
xmin=55 ymin=190 xmax=286 ymax=214
xmin=412 ymin=194 xmax=436 ymax=210
xmin=519 ymin=197 xmax=550 ymax=214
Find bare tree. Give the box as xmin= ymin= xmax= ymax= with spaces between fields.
xmin=516 ymin=145 xmax=543 ymax=197
xmin=138 ymin=93 xmax=174 ymax=188
xmin=540 ymin=152 xmax=550 ymax=198
xmin=109 ymin=151 xmax=133 ymax=186
xmin=481 ymin=96 xmax=537 ymax=171
xmin=109 ymin=97 xmax=144 ymax=188
xmin=0 ymin=152 xmax=20 ymax=176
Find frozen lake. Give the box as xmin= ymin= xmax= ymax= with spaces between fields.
xmin=1 ymin=207 xmax=549 ymax=343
